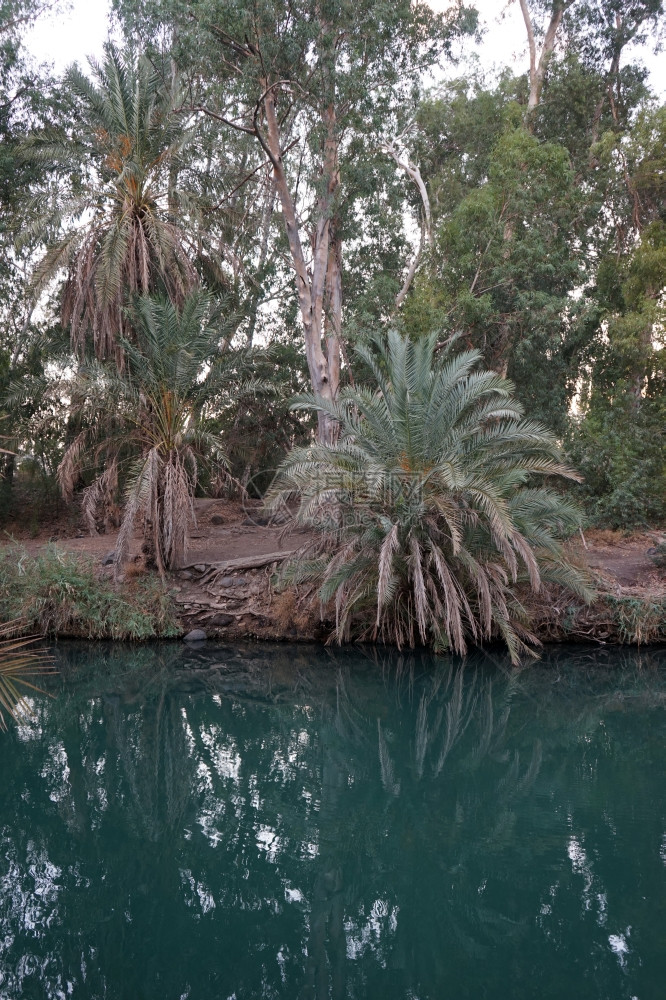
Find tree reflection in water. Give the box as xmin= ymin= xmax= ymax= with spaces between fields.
xmin=1 ymin=642 xmax=665 ymax=999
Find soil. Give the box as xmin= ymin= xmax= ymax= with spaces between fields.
xmin=2 ymin=497 xmax=311 ymax=566
xmin=564 ymin=528 xmax=666 ymax=592
xmin=1 ymin=499 xmax=664 ymax=644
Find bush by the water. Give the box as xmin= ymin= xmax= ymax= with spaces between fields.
xmin=0 ymin=545 xmax=180 ymax=639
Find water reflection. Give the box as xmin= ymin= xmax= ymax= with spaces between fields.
xmin=1 ymin=642 xmax=665 ymax=999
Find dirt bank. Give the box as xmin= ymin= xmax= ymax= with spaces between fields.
xmin=2 ymin=500 xmax=665 ymax=646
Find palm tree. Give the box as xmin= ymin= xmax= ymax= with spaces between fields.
xmin=58 ymin=292 xmax=254 ymax=577
xmin=25 ymin=44 xmax=198 ymax=362
xmin=267 ymin=329 xmax=593 ymax=662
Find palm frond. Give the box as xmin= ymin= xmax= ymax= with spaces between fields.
xmin=0 ymin=622 xmax=54 ymax=733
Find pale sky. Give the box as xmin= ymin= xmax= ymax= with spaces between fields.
xmin=23 ymin=0 xmax=665 ymax=95
xmin=24 ymin=0 xmax=113 ymax=70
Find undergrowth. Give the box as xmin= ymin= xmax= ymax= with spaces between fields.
xmin=602 ymin=594 xmax=666 ymax=646
xmin=521 ymin=584 xmax=665 ymax=647
xmin=0 ymin=545 xmax=180 ymax=640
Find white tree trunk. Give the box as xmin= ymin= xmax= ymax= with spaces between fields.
xmin=263 ymin=90 xmax=341 ymax=444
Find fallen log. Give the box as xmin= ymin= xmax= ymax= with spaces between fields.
xmin=181 ymin=549 xmax=298 ymax=575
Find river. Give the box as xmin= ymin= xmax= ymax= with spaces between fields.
xmin=1 ymin=642 xmax=665 ymax=999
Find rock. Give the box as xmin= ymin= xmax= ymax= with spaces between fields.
xmin=183 ymin=629 xmax=207 ymax=642
xmin=179 ymin=570 xmax=193 ymax=580
xmin=218 ymin=576 xmax=248 ymax=588
xmin=210 ymin=514 xmax=225 ymax=525
xmin=102 ymin=550 xmax=116 ymax=566
xmin=193 ymin=564 xmax=206 ymax=572
xmin=208 ymin=613 xmax=234 ymax=627
xmin=243 ymin=514 xmax=271 ymax=526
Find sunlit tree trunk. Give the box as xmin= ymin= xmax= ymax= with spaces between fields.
xmin=518 ymin=0 xmax=572 ymax=114
xmin=262 ymin=90 xmax=341 ymax=444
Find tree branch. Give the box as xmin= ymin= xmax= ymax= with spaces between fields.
xmin=382 ymin=141 xmax=432 ymax=243
xmin=178 ymin=103 xmax=256 ymax=135
xmin=518 ymin=0 xmax=537 ymax=100
xmin=382 ymin=139 xmax=432 ymax=308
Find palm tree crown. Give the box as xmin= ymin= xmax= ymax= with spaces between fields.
xmin=26 ymin=44 xmax=198 ymax=362
xmin=267 ymin=329 xmax=592 ymax=662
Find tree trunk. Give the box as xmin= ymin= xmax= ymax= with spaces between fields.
xmin=323 ymin=221 xmax=342 ymax=444
xmin=382 ymin=141 xmax=432 ymax=310
xmin=492 ymin=216 xmax=515 ymax=376
xmin=263 ymin=88 xmax=341 ymax=444
xmin=246 ymin=173 xmax=276 ymax=346
xmin=518 ymin=0 xmax=568 ymax=114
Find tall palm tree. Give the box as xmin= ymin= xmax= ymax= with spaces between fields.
xmin=267 ymin=329 xmax=593 ymax=662
xmin=58 ymin=293 xmax=257 ymax=577
xmin=25 ymin=44 xmax=198 ymax=362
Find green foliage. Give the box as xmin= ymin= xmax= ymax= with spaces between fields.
xmin=268 ymin=330 xmax=592 ymax=663
xmin=0 ymin=545 xmax=180 ymax=639
xmin=568 ymin=384 xmax=666 ymax=529
xmin=407 ymin=84 xmax=594 ymax=433
xmin=212 ymin=338 xmax=314 ymax=494
xmin=408 ymin=62 xmax=665 ymax=526
xmin=569 ymin=203 xmax=666 ymax=528
xmin=2 ymin=0 xmax=665 ymax=570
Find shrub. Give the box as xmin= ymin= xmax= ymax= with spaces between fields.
xmin=567 ymin=396 xmax=666 ymax=530
xmin=0 ymin=545 xmax=180 ymax=640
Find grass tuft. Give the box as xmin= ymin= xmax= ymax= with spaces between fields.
xmin=0 ymin=545 xmax=180 ymax=640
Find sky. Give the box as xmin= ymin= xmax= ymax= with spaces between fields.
xmin=24 ymin=0 xmax=113 ymax=70
xmin=23 ymin=0 xmax=666 ymax=96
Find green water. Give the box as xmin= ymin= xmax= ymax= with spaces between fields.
xmin=1 ymin=643 xmax=665 ymax=1000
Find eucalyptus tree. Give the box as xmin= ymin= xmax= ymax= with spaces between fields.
xmin=0 ymin=0 xmax=72 ymax=489
xmin=515 ymin=0 xmax=578 ymax=111
xmin=567 ymin=105 xmax=666 ymax=526
xmin=408 ymin=80 xmax=591 ymax=432
xmin=267 ymin=329 xmax=591 ymax=662
xmin=114 ymin=0 xmax=476 ymax=443
xmin=24 ymin=44 xmax=200 ymax=364
xmin=514 ymin=0 xmax=664 ymax=116
xmin=406 ymin=0 xmax=664 ymax=432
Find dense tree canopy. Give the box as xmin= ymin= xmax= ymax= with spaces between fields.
xmin=0 ymin=0 xmax=664 ymax=571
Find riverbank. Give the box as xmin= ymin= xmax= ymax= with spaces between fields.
xmin=1 ymin=498 xmax=664 ymax=648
